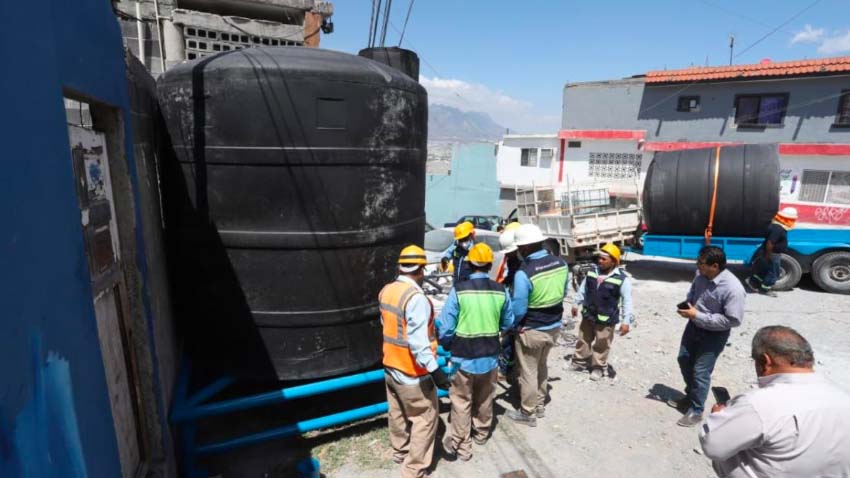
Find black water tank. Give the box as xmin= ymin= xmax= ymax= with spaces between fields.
xmin=157 ymin=47 xmax=428 ymax=381
xmin=643 ymin=144 xmax=779 ymax=237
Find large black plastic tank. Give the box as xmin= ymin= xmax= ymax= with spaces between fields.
xmin=359 ymin=47 xmax=420 ymax=81
xmin=643 ymin=144 xmax=779 ymax=237
xmin=157 ymin=47 xmax=427 ymax=380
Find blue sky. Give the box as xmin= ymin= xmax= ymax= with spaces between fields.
xmin=322 ymin=0 xmax=850 ymax=133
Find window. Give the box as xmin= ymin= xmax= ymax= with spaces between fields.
xmin=799 ymin=170 xmax=850 ymax=205
xmin=539 ymin=149 xmax=554 ymax=168
xmin=836 ymin=90 xmax=850 ymax=126
xmin=567 ymin=141 xmax=582 ymax=148
xmin=588 ymin=152 xmax=642 ymax=179
xmin=734 ymin=94 xmax=788 ymax=126
xmin=677 ymin=96 xmax=700 ymax=112
xmin=520 ymin=148 xmax=538 ymax=167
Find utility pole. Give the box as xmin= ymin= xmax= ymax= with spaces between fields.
xmin=729 ymin=35 xmax=735 ymax=65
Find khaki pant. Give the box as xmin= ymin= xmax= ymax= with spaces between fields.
xmin=446 ymin=368 xmax=497 ymax=459
xmin=572 ymin=319 xmax=615 ymax=370
xmin=385 ymin=373 xmax=438 ymax=478
xmin=515 ymin=328 xmax=560 ymax=415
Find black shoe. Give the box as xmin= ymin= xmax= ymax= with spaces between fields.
xmin=506 ymin=409 xmax=537 ymax=427
xmin=441 ymin=436 xmax=457 ymax=461
xmin=745 ymin=278 xmax=759 ymax=293
xmin=666 ymin=397 xmax=690 ymax=412
xmin=677 ymin=411 xmax=703 ymax=427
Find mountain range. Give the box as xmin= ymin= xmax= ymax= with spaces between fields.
xmin=428 ymin=104 xmax=506 ymax=142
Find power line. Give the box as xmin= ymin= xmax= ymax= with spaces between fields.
xmin=368 ymin=0 xmax=378 ymax=47
xmin=696 ymin=0 xmax=794 ymax=35
xmin=734 ymin=0 xmax=823 ymax=59
xmin=380 ymin=0 xmax=394 ymax=47
xmin=399 ymin=0 xmax=416 ymax=46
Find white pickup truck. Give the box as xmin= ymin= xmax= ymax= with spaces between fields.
xmin=515 ymin=180 xmax=643 ymax=266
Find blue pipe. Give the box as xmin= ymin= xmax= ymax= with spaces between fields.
xmin=186 ymin=376 xmax=235 ymax=407
xmin=172 ymin=358 xmax=448 ymax=423
xmin=195 ymin=388 xmax=450 ymax=456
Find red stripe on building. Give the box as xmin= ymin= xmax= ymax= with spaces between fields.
xmin=559 ymin=130 xmax=646 ymax=140
xmin=643 ymin=141 xmax=739 ymax=152
xmin=778 ymin=144 xmax=850 ymax=156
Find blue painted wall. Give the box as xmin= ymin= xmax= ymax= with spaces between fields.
xmin=425 ymin=143 xmax=501 ymax=227
xmin=0 ymin=1 xmax=136 ymax=476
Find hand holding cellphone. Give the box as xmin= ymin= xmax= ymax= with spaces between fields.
xmin=677 ymin=301 xmax=690 ymax=310
xmin=712 ymin=386 xmax=731 ymax=405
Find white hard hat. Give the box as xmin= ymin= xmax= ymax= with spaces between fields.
xmin=778 ymin=207 xmax=798 ymax=220
xmin=499 ymin=230 xmax=518 ymax=253
xmin=514 ymin=224 xmax=547 ymax=246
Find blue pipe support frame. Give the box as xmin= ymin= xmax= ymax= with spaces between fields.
xmin=172 ymin=349 xmax=453 ymax=477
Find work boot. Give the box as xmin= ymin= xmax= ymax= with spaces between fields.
xmin=506 ymin=409 xmax=537 ymax=427
xmin=676 ymin=411 xmax=703 ymax=427
xmin=745 ymin=278 xmax=759 ymax=293
xmin=392 ymin=453 xmax=406 ymax=464
xmin=589 ymin=368 xmax=604 ymax=381
xmin=441 ymin=435 xmax=457 ymax=461
xmin=760 ymin=289 xmax=778 ymax=297
xmin=535 ymin=406 xmax=545 ymax=418
xmin=473 ymin=434 xmax=488 ymax=446
xmin=568 ymin=362 xmax=587 ymax=373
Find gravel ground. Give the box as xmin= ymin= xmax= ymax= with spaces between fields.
xmin=329 ymin=253 xmax=850 ymax=478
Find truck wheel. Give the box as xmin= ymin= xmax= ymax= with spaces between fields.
xmin=811 ymin=251 xmax=850 ymax=294
xmin=772 ymin=253 xmax=802 ymax=291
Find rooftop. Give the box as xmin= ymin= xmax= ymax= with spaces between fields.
xmin=645 ymin=56 xmax=850 ymax=84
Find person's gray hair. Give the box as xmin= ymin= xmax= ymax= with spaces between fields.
xmin=751 ymin=325 xmax=814 ymax=367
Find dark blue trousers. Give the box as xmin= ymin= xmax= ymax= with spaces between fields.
xmin=677 ymin=321 xmax=729 ymax=414
xmin=752 ymin=251 xmax=781 ymax=290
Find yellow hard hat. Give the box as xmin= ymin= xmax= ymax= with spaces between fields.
xmin=598 ymin=243 xmax=621 ymax=263
xmin=454 ymin=221 xmax=475 ymax=240
xmin=467 ymin=243 xmax=494 ymax=266
xmin=398 ymin=245 xmax=427 ymax=265
xmin=504 ymin=221 xmax=522 ymax=232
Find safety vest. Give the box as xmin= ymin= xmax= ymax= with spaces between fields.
xmin=452 ymin=244 xmax=473 ymax=283
xmin=519 ymin=253 xmax=569 ymax=328
xmin=379 ymin=280 xmax=437 ymax=377
xmin=453 ymin=278 xmax=505 ymax=359
xmin=581 ymin=268 xmax=626 ymax=325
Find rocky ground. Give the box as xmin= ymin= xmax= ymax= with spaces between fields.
xmin=204 ymin=253 xmax=850 ymax=478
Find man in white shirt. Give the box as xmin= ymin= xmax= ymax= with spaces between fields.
xmin=699 ymin=325 xmax=850 ymax=478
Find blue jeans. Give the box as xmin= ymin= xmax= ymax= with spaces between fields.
xmin=752 ymin=251 xmax=781 ymax=290
xmin=677 ymin=321 xmax=729 ymax=414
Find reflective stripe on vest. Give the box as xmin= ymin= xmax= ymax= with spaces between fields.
xmin=583 ymin=269 xmax=624 ymax=324
xmin=379 ymin=280 xmax=437 ymax=376
xmin=520 ymin=253 xmax=569 ymax=328
xmin=453 ymin=278 xmax=505 ymax=358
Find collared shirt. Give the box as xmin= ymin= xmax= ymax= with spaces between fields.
xmin=700 ymin=373 xmax=850 ymax=478
xmin=573 ymin=265 xmax=634 ymax=325
xmin=512 ymin=249 xmax=569 ymax=331
xmin=436 ymin=272 xmax=515 ymax=374
xmin=386 ymin=275 xmax=439 ymax=385
xmin=686 ymin=268 xmax=746 ymax=332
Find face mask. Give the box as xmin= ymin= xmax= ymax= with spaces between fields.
xmin=459 ymin=239 xmax=473 ymax=250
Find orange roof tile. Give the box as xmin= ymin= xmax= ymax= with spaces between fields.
xmin=645 ymin=56 xmax=850 ymax=84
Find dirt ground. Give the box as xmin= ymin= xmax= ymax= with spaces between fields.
xmin=204 ymin=253 xmax=850 ymax=478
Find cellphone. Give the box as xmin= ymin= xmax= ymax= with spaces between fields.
xmin=712 ymin=386 xmax=731 ymax=405
xmin=677 ymin=301 xmax=690 ymax=310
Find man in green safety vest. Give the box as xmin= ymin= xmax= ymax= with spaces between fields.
xmin=437 ymin=243 xmax=515 ymax=461
xmin=569 ymin=243 xmax=634 ymax=381
xmin=505 ymin=224 xmax=569 ymax=427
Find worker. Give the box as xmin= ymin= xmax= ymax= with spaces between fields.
xmin=505 ymin=224 xmax=569 ymax=427
xmin=437 ymin=243 xmax=515 ymax=461
xmin=700 ymin=326 xmax=850 ymax=477
xmin=569 ymin=243 xmax=633 ymax=381
xmin=441 ymin=221 xmax=476 ymax=283
xmin=746 ymin=207 xmax=798 ymax=297
xmin=380 ymin=245 xmax=452 ymax=478
xmin=496 ymin=222 xmax=521 ymax=378
xmin=670 ymin=246 xmax=745 ymax=428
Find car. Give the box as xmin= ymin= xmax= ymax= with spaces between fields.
xmin=443 ymin=215 xmax=503 ymax=232
xmin=423 ymin=227 xmax=504 ymax=281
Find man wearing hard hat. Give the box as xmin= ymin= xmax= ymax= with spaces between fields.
xmin=505 ymin=224 xmax=569 ymax=427
xmin=746 ymin=207 xmax=798 ymax=296
xmin=569 ymin=243 xmax=634 ymax=381
xmin=380 ymin=245 xmax=452 ymax=478
xmin=437 ymin=243 xmax=515 ymax=461
xmin=442 ymin=221 xmax=476 ymax=283
xmin=495 ymin=222 xmax=522 ymax=378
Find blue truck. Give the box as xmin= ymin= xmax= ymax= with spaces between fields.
xmin=643 ymin=228 xmax=850 ymax=294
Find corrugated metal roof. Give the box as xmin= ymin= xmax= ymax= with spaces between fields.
xmin=645 ymin=56 xmax=850 ymax=84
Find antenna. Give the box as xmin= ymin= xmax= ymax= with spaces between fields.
xmin=729 ymin=35 xmax=735 ymax=65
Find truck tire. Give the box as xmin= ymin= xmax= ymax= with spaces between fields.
xmin=811 ymin=251 xmax=850 ymax=294
xmin=772 ymin=253 xmax=802 ymax=291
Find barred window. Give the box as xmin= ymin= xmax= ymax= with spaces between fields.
xmin=588 ymin=152 xmax=642 ymax=179
xmin=520 ymin=148 xmax=538 ymax=167
xmin=799 ymin=170 xmax=850 ymax=205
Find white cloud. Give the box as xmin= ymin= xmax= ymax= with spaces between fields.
xmin=818 ymin=30 xmax=850 ymax=55
xmin=790 ymin=24 xmax=824 ymax=45
xmin=419 ymin=76 xmax=559 ymax=133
